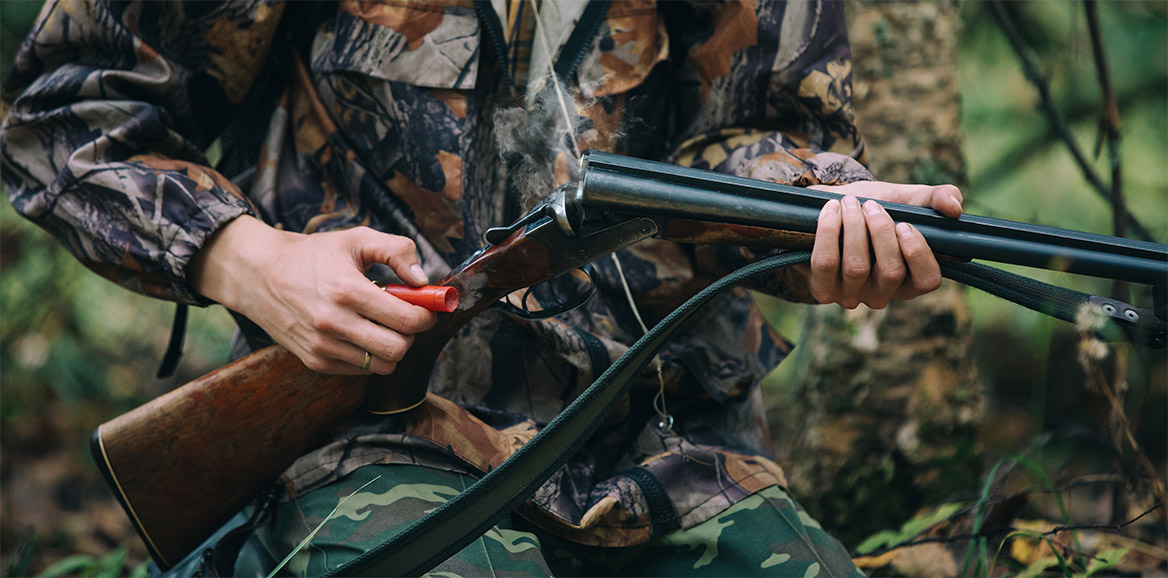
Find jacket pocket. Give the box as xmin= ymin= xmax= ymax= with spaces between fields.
xmin=318 ymin=1 xmax=480 ymax=89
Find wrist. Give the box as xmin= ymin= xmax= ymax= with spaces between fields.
xmin=189 ymin=216 xmax=291 ymax=310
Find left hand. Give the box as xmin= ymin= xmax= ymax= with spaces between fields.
xmin=801 ymin=181 xmax=963 ymax=309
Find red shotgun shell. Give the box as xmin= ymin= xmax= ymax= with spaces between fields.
xmin=382 ymin=284 xmax=459 ymax=312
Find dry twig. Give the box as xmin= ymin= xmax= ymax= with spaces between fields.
xmin=987 ymin=0 xmax=1155 ymax=242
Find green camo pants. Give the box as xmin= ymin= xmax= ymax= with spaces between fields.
xmin=239 ymin=464 xmax=864 ymax=577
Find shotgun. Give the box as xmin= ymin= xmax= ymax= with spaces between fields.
xmin=92 ymin=151 xmax=1168 ymax=569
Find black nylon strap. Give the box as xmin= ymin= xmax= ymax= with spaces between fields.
xmin=941 ymin=261 xmax=1166 ymax=347
xmin=156 ymin=303 xmax=188 ymax=379
xmin=199 ymin=488 xmax=279 ymax=578
xmin=623 ymin=466 xmax=682 ymax=537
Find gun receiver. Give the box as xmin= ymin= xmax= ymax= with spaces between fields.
xmin=93 ymin=152 xmax=1168 ymax=569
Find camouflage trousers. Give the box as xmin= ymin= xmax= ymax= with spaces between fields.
xmin=230 ymin=463 xmax=863 ymax=577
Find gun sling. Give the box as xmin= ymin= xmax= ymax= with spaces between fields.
xmin=317 ymin=253 xmax=1163 ymax=577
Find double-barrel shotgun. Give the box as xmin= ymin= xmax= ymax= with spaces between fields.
xmin=91 ymin=152 xmax=1168 ymax=569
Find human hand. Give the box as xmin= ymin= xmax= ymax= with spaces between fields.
xmin=190 ymin=216 xmax=437 ymax=375
xmin=802 ymin=181 xmax=963 ymax=309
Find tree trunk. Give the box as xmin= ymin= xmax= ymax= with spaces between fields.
xmin=769 ymin=0 xmax=984 ymax=546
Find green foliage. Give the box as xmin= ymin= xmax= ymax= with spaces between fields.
xmin=4 ymin=530 xmax=40 ymax=578
xmin=1 ymin=201 xmax=236 ymax=422
xmin=959 ymin=0 xmax=1167 ymax=244
xmin=853 ymin=502 xmax=963 ymax=555
xmin=1005 ymin=534 xmax=1128 ymax=578
xmin=962 ymin=456 xmax=1081 ymax=577
xmin=36 ymin=548 xmax=149 ymax=578
xmin=1078 ymin=547 xmax=1128 ymax=578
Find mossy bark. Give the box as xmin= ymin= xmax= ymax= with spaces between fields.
xmin=769 ymin=0 xmax=985 ymax=547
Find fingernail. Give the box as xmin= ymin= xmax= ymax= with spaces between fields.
xmin=896 ymin=222 xmax=913 ymax=239
xmin=949 ymin=192 xmax=963 ymax=213
xmin=863 ymin=200 xmax=884 ymax=216
xmin=843 ymin=195 xmax=860 ymax=210
xmin=821 ymin=199 xmax=841 ymax=214
xmin=410 ymin=264 xmax=428 ymax=283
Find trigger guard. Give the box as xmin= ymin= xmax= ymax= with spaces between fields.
xmin=495 ymin=267 xmax=597 ymax=321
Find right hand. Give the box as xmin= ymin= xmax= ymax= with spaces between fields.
xmin=190 ymin=216 xmax=437 ymax=375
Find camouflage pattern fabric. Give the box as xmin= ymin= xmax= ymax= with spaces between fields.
xmin=3 ymin=0 xmax=875 ymax=556
xmin=241 ymin=463 xmax=862 ymax=577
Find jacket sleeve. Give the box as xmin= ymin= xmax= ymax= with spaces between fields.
xmin=665 ymin=0 xmax=874 ymax=302
xmin=1 ymin=0 xmax=284 ymax=303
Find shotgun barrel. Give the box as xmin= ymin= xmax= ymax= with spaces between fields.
xmin=575 ymin=152 xmax=1168 ymax=287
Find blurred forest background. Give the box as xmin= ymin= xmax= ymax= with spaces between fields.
xmin=1 ymin=1 xmax=1165 ymax=576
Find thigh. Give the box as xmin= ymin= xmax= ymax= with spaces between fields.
xmin=541 ymin=485 xmax=863 ymax=577
xmin=242 ymin=464 xmax=553 ymax=577
xmin=640 ymin=486 xmax=862 ymax=577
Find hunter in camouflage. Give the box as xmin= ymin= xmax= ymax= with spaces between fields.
xmin=3 ymin=0 xmax=960 ymax=575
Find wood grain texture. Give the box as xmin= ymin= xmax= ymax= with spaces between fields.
xmin=94 ymin=346 xmax=360 ymax=568
xmin=662 ymin=219 xmax=816 ymax=249
xmin=366 ymin=227 xmax=556 ymax=413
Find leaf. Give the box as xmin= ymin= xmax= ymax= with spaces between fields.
xmin=997 ymin=529 xmax=1054 ymax=577
xmin=896 ymin=503 xmax=963 ymax=542
xmin=4 ymin=528 xmax=39 ymax=578
xmin=1077 ymin=547 xmax=1128 ymax=578
xmin=1017 ymin=554 xmax=1059 ymax=578
xmin=855 ymin=530 xmax=900 ymax=555
xmin=129 ymin=561 xmax=152 ymax=578
xmin=854 ymin=502 xmax=963 ymax=555
xmin=961 ymin=459 xmax=1005 ymax=576
xmin=38 ymin=555 xmax=97 ymax=578
xmin=888 ymin=542 xmax=958 ymax=577
xmin=1045 ymin=537 xmax=1072 ymax=578
xmin=94 ymin=547 xmax=128 ymax=578
xmin=1010 ymin=456 xmax=1085 ymax=564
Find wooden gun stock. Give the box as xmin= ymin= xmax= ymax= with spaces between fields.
xmin=91 ymin=223 xmax=560 ymax=569
xmin=91 ymin=210 xmax=809 ymax=569
xmin=91 ymin=346 xmax=357 ymax=569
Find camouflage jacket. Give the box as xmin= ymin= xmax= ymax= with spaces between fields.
xmin=2 ymin=0 xmax=874 ymax=547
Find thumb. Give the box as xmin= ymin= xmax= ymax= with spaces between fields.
xmin=929 ymin=184 xmax=964 ymax=218
xmin=349 ymin=227 xmax=429 ymax=286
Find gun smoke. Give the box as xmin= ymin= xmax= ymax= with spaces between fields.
xmin=493 ymin=83 xmax=626 ymax=211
